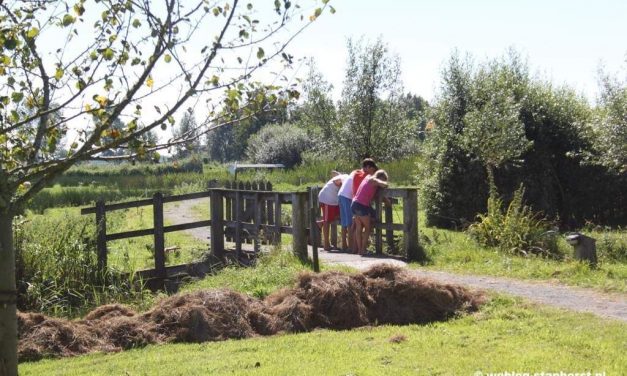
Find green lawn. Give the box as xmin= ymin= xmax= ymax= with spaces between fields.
xmin=19 ymin=295 xmax=626 ymax=375
xmin=420 ymin=225 xmax=627 ymax=293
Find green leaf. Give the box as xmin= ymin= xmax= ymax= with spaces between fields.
xmin=132 ymin=19 xmax=141 ymax=28
xmin=256 ymin=47 xmax=265 ymax=59
xmin=164 ymin=54 xmax=172 ymax=63
xmin=212 ymin=7 xmax=220 ymax=16
xmin=73 ymin=4 xmax=85 ymax=16
xmin=314 ymin=8 xmax=322 ymax=17
xmin=62 ymin=14 xmax=76 ymax=27
xmin=161 ymin=123 xmax=167 ymax=130
xmin=167 ymin=115 xmax=175 ymax=125
xmin=11 ymin=92 xmax=24 ymax=103
xmin=247 ymin=3 xmax=253 ymax=10
xmin=3 ymin=38 xmax=17 ymax=50
xmin=330 ymin=6 xmax=336 ymax=14
xmin=54 ymin=67 xmax=64 ymax=80
xmin=26 ymin=28 xmax=39 ymax=39
xmin=103 ymin=48 xmax=114 ymax=61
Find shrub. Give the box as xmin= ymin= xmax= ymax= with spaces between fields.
xmin=467 ymin=186 xmax=559 ymax=257
xmin=246 ymin=123 xmax=312 ymax=168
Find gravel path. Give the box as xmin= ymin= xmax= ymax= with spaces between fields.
xmin=165 ymin=198 xmax=627 ymax=322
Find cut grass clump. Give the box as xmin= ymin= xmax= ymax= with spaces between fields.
xmin=18 ymin=265 xmax=484 ymax=362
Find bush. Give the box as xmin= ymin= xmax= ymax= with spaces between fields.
xmin=467 ymin=186 xmax=559 ymax=257
xmin=246 ymin=123 xmax=312 ymax=168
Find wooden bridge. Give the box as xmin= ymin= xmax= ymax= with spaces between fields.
xmin=81 ymin=183 xmax=423 ymax=283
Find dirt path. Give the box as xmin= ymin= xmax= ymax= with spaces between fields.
xmin=163 ymin=198 xmax=211 ymax=244
xmin=165 ymin=199 xmax=627 ymax=322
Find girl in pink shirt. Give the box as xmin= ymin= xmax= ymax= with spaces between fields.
xmin=350 ymin=170 xmax=388 ymax=255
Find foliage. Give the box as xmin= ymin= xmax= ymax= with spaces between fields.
xmin=172 ymin=110 xmax=200 ymax=159
xmin=246 ymin=123 xmax=313 ymax=168
xmin=421 ymin=49 xmax=626 ymax=228
xmin=592 ymin=65 xmax=627 ymax=173
xmin=290 ymin=59 xmax=338 ymax=146
xmin=13 ymin=213 xmax=150 ymax=317
xmin=467 ymin=186 xmax=559 ymax=257
xmin=337 ymin=37 xmax=418 ymax=161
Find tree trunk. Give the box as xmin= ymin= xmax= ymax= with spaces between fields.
xmin=0 ymin=213 xmax=17 ymax=376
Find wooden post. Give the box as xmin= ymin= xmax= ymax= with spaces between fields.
xmin=274 ymin=193 xmax=282 ymax=245
xmin=403 ymin=189 xmax=424 ymax=261
xmin=210 ymin=190 xmax=225 ymax=259
xmin=95 ymin=200 xmax=107 ymax=273
xmin=310 ymin=207 xmax=320 ymax=272
xmin=235 ymin=190 xmax=242 ymax=258
xmin=253 ymin=192 xmax=261 ymax=253
xmin=291 ymin=193 xmax=307 ymax=262
xmin=385 ymin=203 xmax=394 ymax=251
xmin=225 ymin=185 xmax=232 ymax=242
xmin=153 ymin=192 xmax=166 ymax=279
xmin=375 ymin=197 xmax=383 ymax=255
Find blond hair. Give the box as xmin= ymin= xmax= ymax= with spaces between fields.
xmin=374 ymin=169 xmax=388 ymax=181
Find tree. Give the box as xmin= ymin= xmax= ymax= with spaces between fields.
xmin=172 ymin=110 xmax=199 ymax=159
xmin=461 ymin=63 xmax=532 ymax=194
xmin=595 ymin=65 xmax=627 ymax=173
xmin=0 ymin=1 xmax=333 ymax=373
xmin=337 ymin=37 xmax=415 ymax=161
xmin=292 ymin=58 xmax=337 ymax=139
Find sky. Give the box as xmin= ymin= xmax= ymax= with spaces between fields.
xmin=287 ymin=0 xmax=627 ymax=102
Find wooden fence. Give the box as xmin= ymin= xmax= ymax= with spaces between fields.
xmin=81 ymin=185 xmax=422 ymax=282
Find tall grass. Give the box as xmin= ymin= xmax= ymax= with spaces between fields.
xmin=13 ymin=213 xmax=152 ymax=317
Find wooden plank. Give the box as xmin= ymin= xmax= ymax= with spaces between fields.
xmin=210 ymin=190 xmax=225 ymax=259
xmin=132 ymin=261 xmax=214 ymax=281
xmin=95 ymin=200 xmax=107 ymax=273
xmin=82 ymin=198 xmax=153 ymax=214
xmin=164 ymin=220 xmax=212 ymax=234
xmin=162 ymin=191 xmax=211 ymax=203
xmin=153 ymin=193 xmax=166 ymax=279
xmin=106 ymin=228 xmax=154 ymax=241
xmin=291 ymin=192 xmax=307 ymax=262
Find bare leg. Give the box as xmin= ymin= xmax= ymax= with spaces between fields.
xmin=341 ymin=227 xmax=348 ymax=250
xmin=354 ymin=217 xmax=363 ymax=254
xmin=361 ymin=216 xmax=372 ymax=254
xmin=351 ymin=221 xmax=358 ymax=253
xmin=322 ymin=221 xmax=330 ymax=251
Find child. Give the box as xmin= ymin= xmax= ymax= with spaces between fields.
xmin=344 ymin=158 xmax=378 ymax=253
xmin=318 ymin=172 xmax=347 ymax=251
xmin=350 ymin=169 xmax=388 ymax=255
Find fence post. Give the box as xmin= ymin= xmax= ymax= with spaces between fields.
xmin=385 ymin=203 xmax=394 ymax=251
xmin=253 ymin=192 xmax=261 ymax=253
xmin=274 ymin=193 xmax=282 ymax=244
xmin=375 ymin=196 xmax=383 ymax=255
xmin=291 ymin=192 xmax=308 ymax=262
xmin=153 ymin=192 xmax=166 ymax=279
xmin=310 ymin=206 xmax=320 ymax=272
xmin=235 ymin=190 xmax=242 ymax=258
xmin=403 ymin=189 xmax=425 ymax=261
xmin=210 ymin=190 xmax=225 ymax=259
xmin=95 ymin=200 xmax=107 ymax=273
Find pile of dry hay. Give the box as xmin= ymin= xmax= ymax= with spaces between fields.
xmin=18 ymin=265 xmax=485 ymax=361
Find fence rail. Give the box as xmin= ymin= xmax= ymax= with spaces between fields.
xmin=81 ymin=183 xmax=422 ymax=282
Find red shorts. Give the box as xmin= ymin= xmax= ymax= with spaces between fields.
xmin=320 ymin=203 xmax=340 ymax=223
